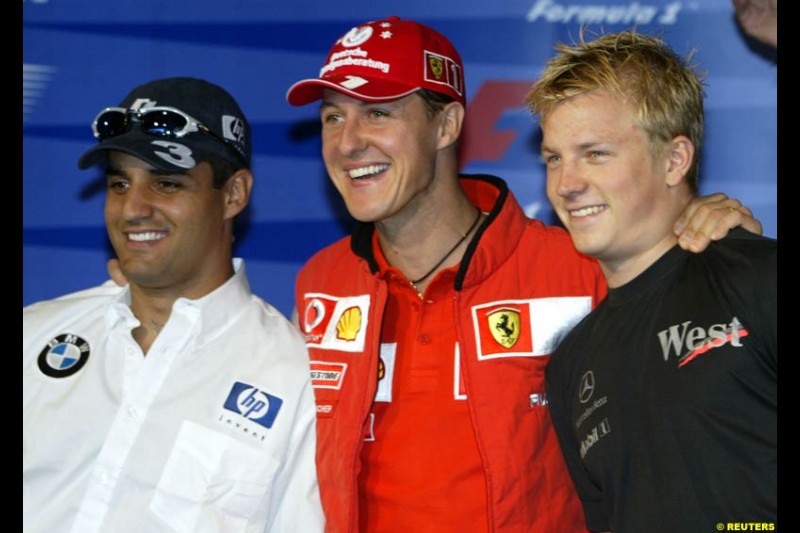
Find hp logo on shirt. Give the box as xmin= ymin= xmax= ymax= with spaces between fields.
xmin=223 ymin=381 xmax=283 ymax=429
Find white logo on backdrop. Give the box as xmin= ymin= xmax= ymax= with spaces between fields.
xmin=526 ymin=0 xmax=686 ymax=25
xmin=23 ymin=63 xmax=57 ymax=122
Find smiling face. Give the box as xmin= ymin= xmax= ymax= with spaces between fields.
xmin=541 ymin=90 xmax=692 ymax=285
xmin=104 ymin=151 xmax=247 ymax=298
xmin=319 ymin=90 xmax=451 ymax=225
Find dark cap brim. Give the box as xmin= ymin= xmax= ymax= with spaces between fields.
xmin=77 ymin=129 xmax=244 ymax=172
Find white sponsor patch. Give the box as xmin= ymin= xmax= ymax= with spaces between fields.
xmin=374 ymin=343 xmax=396 ymax=402
xmin=453 ymin=343 xmax=467 ymax=400
xmin=302 ymin=293 xmax=370 ymax=352
xmin=471 ymin=297 xmax=592 ymax=360
xmin=310 ymin=361 xmax=348 ymax=390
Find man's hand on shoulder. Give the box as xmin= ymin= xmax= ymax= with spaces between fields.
xmin=673 ymin=192 xmax=763 ymax=252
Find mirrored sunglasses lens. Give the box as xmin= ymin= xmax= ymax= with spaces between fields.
xmin=140 ymin=110 xmax=188 ymax=137
xmin=95 ymin=111 xmax=128 ymax=140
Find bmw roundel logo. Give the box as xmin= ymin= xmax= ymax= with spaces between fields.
xmin=37 ymin=334 xmax=91 ymax=378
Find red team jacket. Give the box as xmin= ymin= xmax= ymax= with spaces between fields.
xmin=295 ymin=175 xmax=606 ymax=532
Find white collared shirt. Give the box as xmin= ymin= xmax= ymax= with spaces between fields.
xmin=23 ymin=259 xmax=324 ymax=533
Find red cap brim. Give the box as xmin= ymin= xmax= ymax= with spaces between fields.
xmin=286 ymin=76 xmax=420 ymax=106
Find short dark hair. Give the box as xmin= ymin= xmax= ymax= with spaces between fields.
xmin=207 ymin=158 xmax=242 ymax=189
xmin=416 ymin=89 xmax=456 ymax=118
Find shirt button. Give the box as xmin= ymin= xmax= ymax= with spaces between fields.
xmin=127 ymin=406 xmax=138 ymax=419
xmin=418 ymin=334 xmax=431 ymax=345
xmin=98 ymin=471 xmax=110 ymax=485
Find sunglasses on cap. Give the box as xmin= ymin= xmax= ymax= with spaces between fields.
xmin=91 ymin=106 xmax=246 ymax=162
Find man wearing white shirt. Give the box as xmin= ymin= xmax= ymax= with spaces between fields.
xmin=23 ymin=77 xmax=324 ymax=533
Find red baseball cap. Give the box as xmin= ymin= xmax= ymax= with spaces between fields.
xmin=286 ymin=16 xmax=465 ymax=106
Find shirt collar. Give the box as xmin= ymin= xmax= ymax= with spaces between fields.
xmin=105 ymin=258 xmax=252 ymax=350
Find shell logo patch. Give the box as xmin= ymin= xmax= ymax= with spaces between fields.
xmin=37 ymin=333 xmax=91 ymax=378
xmin=336 ymin=306 xmax=362 ymax=341
xmin=302 ymin=293 xmax=370 ymax=352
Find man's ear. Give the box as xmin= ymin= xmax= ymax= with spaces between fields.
xmin=223 ymin=169 xmax=254 ymax=220
xmin=437 ymin=101 xmax=465 ymax=150
xmin=664 ymin=135 xmax=694 ymax=188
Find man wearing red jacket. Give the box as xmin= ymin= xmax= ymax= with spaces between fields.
xmin=285 ymin=16 xmax=761 ymax=532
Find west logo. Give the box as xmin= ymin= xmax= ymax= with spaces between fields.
xmin=657 ymin=317 xmax=749 ymax=368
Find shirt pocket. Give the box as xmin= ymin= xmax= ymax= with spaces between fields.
xmin=150 ymin=420 xmax=280 ymax=532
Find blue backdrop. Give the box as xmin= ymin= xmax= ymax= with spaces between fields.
xmin=23 ymin=0 xmax=777 ymax=318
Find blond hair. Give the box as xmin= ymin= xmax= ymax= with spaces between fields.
xmin=526 ymin=30 xmax=706 ymax=192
